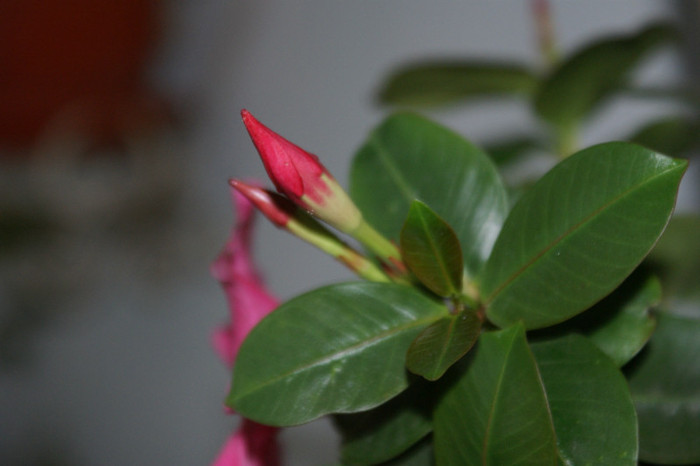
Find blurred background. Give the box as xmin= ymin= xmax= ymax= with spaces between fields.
xmin=1 ymin=1 xmax=698 ymax=464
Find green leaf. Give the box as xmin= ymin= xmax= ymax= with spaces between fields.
xmin=379 ymin=437 xmax=434 ymax=466
xmin=335 ymin=381 xmax=433 ymax=465
xmin=405 ymin=310 xmax=481 ymax=381
xmin=378 ymin=61 xmax=537 ymax=107
xmin=646 ymin=215 xmax=700 ymax=303
xmin=481 ymin=142 xmax=687 ymax=329
xmin=400 ymin=200 xmax=463 ymax=297
xmin=628 ymin=116 xmax=700 ymax=156
xmin=532 ymin=271 xmax=660 ymax=367
xmin=351 ymin=113 xmax=508 ymax=282
xmin=482 ymin=136 xmax=545 ymax=167
xmin=534 ymin=23 xmax=677 ymax=127
xmin=229 ymin=282 xmax=446 ymax=426
xmin=532 ymin=335 xmax=638 ymax=465
xmin=433 ymin=324 xmax=557 ymax=465
xmin=627 ymin=312 xmax=700 ymax=464
xmin=584 ymin=274 xmax=659 ymax=366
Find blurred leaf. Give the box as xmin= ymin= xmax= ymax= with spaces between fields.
xmin=532 ymin=335 xmax=638 ymax=465
xmin=481 ymin=142 xmax=686 ymax=329
xmin=534 ymin=23 xmax=677 ymax=127
xmin=351 ymin=113 xmax=508 ymax=282
xmin=336 ymin=381 xmax=433 ymax=465
xmin=628 ymin=116 xmax=700 ymax=156
xmin=627 ymin=312 xmax=700 ymax=464
xmin=378 ymin=62 xmax=537 ymax=107
xmin=401 ymin=200 xmax=463 ymax=297
xmin=229 ymin=282 xmax=446 ymax=426
xmin=646 ymin=215 xmax=700 ymax=302
xmin=433 ymin=324 xmax=558 ymax=465
xmin=378 ymin=437 xmax=433 ymax=466
xmin=405 ymin=310 xmax=481 ymax=381
xmin=482 ymin=136 xmax=545 ymax=167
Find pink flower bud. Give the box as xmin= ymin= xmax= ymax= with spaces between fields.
xmin=241 ymin=109 xmax=329 ymax=204
xmin=241 ymin=109 xmax=362 ymax=233
xmin=229 ymin=179 xmax=293 ymax=228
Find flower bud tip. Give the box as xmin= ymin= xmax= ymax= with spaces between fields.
xmin=230 ymin=179 xmax=292 ymax=228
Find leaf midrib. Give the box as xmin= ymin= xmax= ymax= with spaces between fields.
xmin=235 ymin=312 xmax=442 ymax=402
xmin=481 ymin=333 xmax=517 ymax=465
xmin=370 ymin=136 xmax=416 ymax=203
xmin=484 ymin=162 xmax=682 ymax=306
xmin=417 ymin=209 xmax=458 ymax=295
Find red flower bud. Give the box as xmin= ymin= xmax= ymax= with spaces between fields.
xmin=229 ymin=179 xmax=293 ymax=228
xmin=241 ymin=109 xmax=330 ymax=205
xmin=241 ymin=109 xmax=362 ymax=233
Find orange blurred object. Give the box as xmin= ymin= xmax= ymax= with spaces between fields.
xmin=0 ymin=0 xmax=164 ymax=151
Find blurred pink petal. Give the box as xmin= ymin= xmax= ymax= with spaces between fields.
xmin=212 ymin=419 xmax=280 ymax=466
xmin=211 ymin=183 xmax=281 ymax=466
xmin=211 ymin=185 xmax=279 ymax=367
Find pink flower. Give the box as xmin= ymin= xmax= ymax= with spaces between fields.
xmin=211 ymin=184 xmax=281 ymax=466
xmin=211 ymin=184 xmax=279 ymax=366
xmin=240 ymin=109 xmax=362 ymax=233
xmin=212 ymin=419 xmax=280 ymax=466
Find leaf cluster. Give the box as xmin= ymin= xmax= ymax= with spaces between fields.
xmin=378 ymin=22 xmax=700 ymax=165
xmin=228 ymin=109 xmax=692 ymax=464
xmin=220 ymin=15 xmax=700 ymax=465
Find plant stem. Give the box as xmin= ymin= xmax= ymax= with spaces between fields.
xmin=350 ymin=219 xmax=407 ymax=277
xmin=555 ymin=123 xmax=579 ymax=159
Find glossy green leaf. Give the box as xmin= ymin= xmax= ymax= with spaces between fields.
xmin=401 ymin=201 xmax=463 ymax=297
xmin=534 ymin=23 xmax=676 ymax=127
xmin=378 ymin=62 xmax=537 ymax=107
xmin=229 ymin=282 xmax=446 ymax=426
xmin=627 ymin=312 xmax=700 ymax=464
xmin=434 ymin=324 xmax=557 ymax=465
xmin=481 ymin=142 xmax=687 ymax=329
xmin=532 ymin=271 xmax=660 ymax=367
xmin=532 ymin=335 xmax=638 ymax=465
xmin=646 ymin=215 xmax=700 ymax=302
xmin=351 ymin=113 xmax=508 ymax=282
xmin=405 ymin=310 xmax=481 ymax=381
xmin=629 ymin=116 xmax=700 ymax=156
xmin=336 ymin=381 xmax=433 ymax=465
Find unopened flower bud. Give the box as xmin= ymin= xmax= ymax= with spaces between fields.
xmin=231 ymin=179 xmax=390 ymax=283
xmin=241 ymin=109 xmax=362 ymax=233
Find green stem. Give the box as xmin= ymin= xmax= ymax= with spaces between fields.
xmin=555 ymin=123 xmax=579 ymax=159
xmin=288 ymin=217 xmax=391 ymax=283
xmin=350 ymin=219 xmax=406 ymax=274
